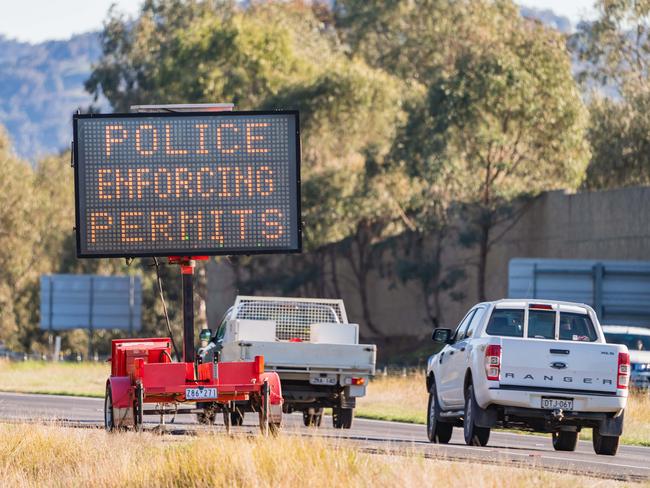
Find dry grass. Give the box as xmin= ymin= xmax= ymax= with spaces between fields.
xmin=0 ymin=360 xmax=107 ymax=397
xmin=0 ymin=423 xmax=631 ymax=488
xmin=358 ymin=373 xmax=650 ymax=447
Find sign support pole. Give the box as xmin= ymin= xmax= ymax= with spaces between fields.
xmin=181 ymin=259 xmax=195 ymax=363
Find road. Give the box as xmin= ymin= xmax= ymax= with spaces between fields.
xmin=0 ymin=392 xmax=648 ymax=482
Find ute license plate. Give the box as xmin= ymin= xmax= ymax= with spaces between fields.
xmin=541 ymin=397 xmax=573 ymax=410
xmin=186 ymin=387 xmax=217 ymax=400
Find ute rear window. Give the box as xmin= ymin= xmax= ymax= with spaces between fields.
xmin=486 ymin=309 xmax=524 ymax=337
xmin=559 ymin=312 xmax=597 ymax=342
xmin=528 ymin=310 xmax=555 ymax=340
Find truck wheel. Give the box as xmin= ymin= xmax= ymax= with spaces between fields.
xmin=333 ymin=407 xmax=354 ymax=429
xmin=463 ymin=384 xmax=490 ymax=446
xmin=593 ymin=428 xmax=620 ymax=456
xmin=104 ymin=384 xmax=115 ymax=432
xmin=552 ymin=430 xmax=578 ymax=451
xmin=427 ymin=379 xmax=453 ymax=444
xmin=303 ymin=409 xmax=323 ymax=427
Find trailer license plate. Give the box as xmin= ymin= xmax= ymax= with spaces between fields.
xmin=541 ymin=397 xmax=573 ymax=410
xmin=186 ymin=387 xmax=217 ymax=400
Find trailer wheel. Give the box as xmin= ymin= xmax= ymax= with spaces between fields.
xmin=133 ymin=383 xmax=144 ymax=432
xmin=332 ymin=407 xmax=353 ymax=429
xmin=104 ymin=384 xmax=115 ymax=432
xmin=197 ymin=408 xmax=216 ymax=425
xmin=223 ymin=404 xmax=232 ymax=434
xmin=259 ymin=380 xmax=280 ymax=436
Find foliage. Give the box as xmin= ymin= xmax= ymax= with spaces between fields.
xmin=572 ymin=1 xmax=650 ymax=189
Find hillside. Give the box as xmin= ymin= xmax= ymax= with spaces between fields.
xmin=0 ymin=32 xmax=103 ymax=160
xmin=0 ymin=4 xmax=572 ymax=161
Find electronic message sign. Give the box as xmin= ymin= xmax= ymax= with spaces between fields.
xmin=72 ymin=111 xmax=300 ymax=258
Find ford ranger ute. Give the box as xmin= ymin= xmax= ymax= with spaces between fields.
xmin=426 ymin=299 xmax=630 ymax=455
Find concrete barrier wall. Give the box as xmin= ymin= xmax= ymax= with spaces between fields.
xmin=207 ymin=186 xmax=650 ymax=338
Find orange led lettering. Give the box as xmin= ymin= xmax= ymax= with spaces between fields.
xmin=175 ymin=168 xmax=193 ymax=197
xmin=105 ymin=125 xmax=127 ymax=157
xmin=197 ymin=167 xmax=214 ymax=197
xmin=234 ymin=166 xmax=254 ymax=197
xmin=135 ymin=124 xmax=158 ymax=156
xmin=135 ymin=168 xmax=151 ymax=199
xmin=246 ymin=123 xmax=269 ymax=154
xmin=209 ymin=210 xmax=224 ymax=243
xmin=154 ymin=168 xmax=171 ymax=198
xmin=232 ymin=209 xmax=253 ymax=240
xmin=217 ymin=124 xmax=239 ymax=154
xmin=195 ymin=124 xmax=209 ymax=155
xmin=89 ymin=212 xmax=113 ymax=243
xmin=151 ymin=211 xmax=173 ymax=241
xmin=180 ymin=211 xmax=204 ymax=241
xmin=98 ymin=168 xmax=113 ymax=199
xmin=115 ymin=168 xmax=134 ymax=199
xmin=120 ymin=211 xmax=144 ymax=242
xmin=165 ymin=124 xmax=188 ymax=155
xmin=262 ymin=209 xmax=284 ymax=239
xmin=216 ymin=167 xmax=231 ymax=197
xmin=256 ymin=166 xmax=274 ymax=196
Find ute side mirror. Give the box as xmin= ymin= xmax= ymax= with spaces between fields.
xmin=199 ymin=329 xmax=212 ymax=342
xmin=432 ymin=328 xmax=452 ymax=344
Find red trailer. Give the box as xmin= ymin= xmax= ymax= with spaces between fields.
xmin=104 ymin=336 xmax=283 ymax=434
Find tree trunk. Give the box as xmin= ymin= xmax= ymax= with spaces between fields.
xmin=329 ymin=245 xmax=342 ymax=298
xmin=477 ymin=221 xmax=490 ymax=302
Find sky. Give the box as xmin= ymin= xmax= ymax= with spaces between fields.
xmin=0 ymin=0 xmax=598 ymax=44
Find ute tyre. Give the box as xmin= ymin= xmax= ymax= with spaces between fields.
xmin=593 ymin=428 xmax=620 ymax=456
xmin=427 ymin=380 xmax=453 ymax=444
xmin=333 ymin=407 xmax=354 ymax=429
xmin=463 ymin=384 xmax=490 ymax=447
xmin=303 ymin=409 xmax=323 ymax=428
xmin=104 ymin=384 xmax=115 ymax=432
xmin=552 ymin=430 xmax=578 ymax=451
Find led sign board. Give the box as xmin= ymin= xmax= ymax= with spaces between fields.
xmin=72 ymin=111 xmax=301 ymax=258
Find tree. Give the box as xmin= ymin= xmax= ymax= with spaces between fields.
xmin=572 ymin=1 xmax=650 ymax=189
xmin=398 ymin=2 xmax=590 ymax=302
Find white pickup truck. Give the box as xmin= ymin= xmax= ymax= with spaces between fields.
xmin=201 ymin=296 xmax=376 ymax=429
xmin=426 ymin=299 xmax=630 ymax=455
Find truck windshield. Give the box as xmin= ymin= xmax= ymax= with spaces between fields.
xmin=486 ymin=309 xmax=524 ymax=337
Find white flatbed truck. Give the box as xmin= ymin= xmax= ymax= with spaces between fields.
xmin=200 ymin=296 xmax=376 ymax=428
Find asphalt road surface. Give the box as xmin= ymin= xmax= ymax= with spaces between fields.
xmin=0 ymin=392 xmax=648 ymax=482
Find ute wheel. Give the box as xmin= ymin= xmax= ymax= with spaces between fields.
xmin=133 ymin=383 xmax=144 ymax=432
xmin=593 ymin=428 xmax=620 ymax=456
xmin=231 ymin=409 xmax=245 ymax=426
xmin=104 ymin=384 xmax=116 ymax=432
xmin=427 ymin=378 xmax=453 ymax=444
xmin=552 ymin=430 xmax=578 ymax=451
xmin=333 ymin=407 xmax=354 ymax=429
xmin=463 ymin=384 xmax=490 ymax=446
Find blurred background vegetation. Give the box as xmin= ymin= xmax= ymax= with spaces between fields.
xmin=1 ymin=0 xmax=649 ymax=357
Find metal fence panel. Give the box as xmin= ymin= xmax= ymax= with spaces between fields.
xmin=508 ymin=258 xmax=650 ymax=328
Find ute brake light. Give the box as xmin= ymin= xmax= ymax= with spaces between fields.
xmin=529 ymin=304 xmax=553 ymax=310
xmin=485 ymin=344 xmax=501 ymax=381
xmin=617 ymin=352 xmax=630 ymax=389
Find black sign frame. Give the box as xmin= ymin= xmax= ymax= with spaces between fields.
xmin=72 ymin=110 xmax=301 ymax=258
